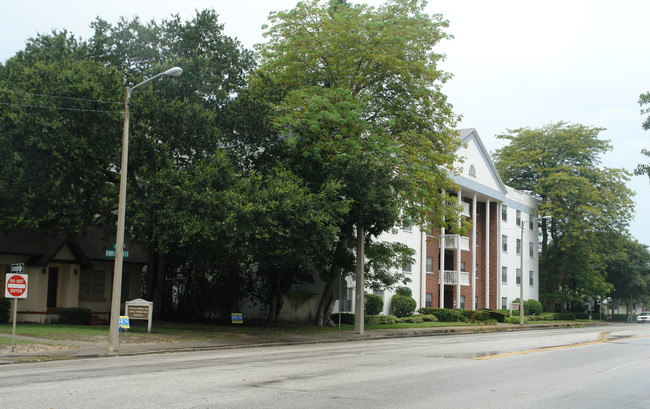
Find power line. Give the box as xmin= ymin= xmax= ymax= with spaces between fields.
xmin=0 ymin=101 xmax=122 ymax=114
xmin=0 ymin=88 xmax=121 ymax=106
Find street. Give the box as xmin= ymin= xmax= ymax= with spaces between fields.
xmin=1 ymin=324 xmax=649 ymax=408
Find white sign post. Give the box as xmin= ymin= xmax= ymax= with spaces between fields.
xmin=5 ymin=266 xmax=28 ymax=352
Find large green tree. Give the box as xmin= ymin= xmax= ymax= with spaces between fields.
xmin=0 ymin=32 xmax=123 ymax=234
xmin=605 ymin=237 xmax=650 ymax=316
xmin=493 ymin=122 xmax=635 ymax=311
xmin=255 ymin=0 xmax=462 ymax=325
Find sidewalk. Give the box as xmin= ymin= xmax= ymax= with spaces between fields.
xmin=0 ymin=321 xmax=604 ymax=364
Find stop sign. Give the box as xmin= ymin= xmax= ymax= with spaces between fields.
xmin=5 ymin=274 xmax=28 ymax=298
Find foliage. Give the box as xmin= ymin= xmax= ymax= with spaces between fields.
xmin=364 ymin=293 xmax=384 ymax=316
xmin=57 ymin=308 xmax=92 ymax=325
xmin=505 ymin=316 xmax=527 ymax=324
xmin=396 ymin=315 xmax=424 ymax=324
xmin=0 ymin=297 xmax=9 ymax=323
xmin=478 ymin=309 xmax=507 ymax=323
xmin=390 ymin=294 xmax=416 ymax=318
xmin=524 ymin=299 xmax=543 ymax=315
xmin=365 ymin=315 xmax=397 ymax=325
xmin=256 ymin=0 xmax=462 ymax=326
xmin=605 ymin=237 xmax=650 ymax=315
xmin=395 ymin=286 xmax=413 ymax=298
xmin=493 ymin=122 xmax=635 ymax=311
xmin=0 ymin=31 xmax=123 ymax=234
xmin=555 ymin=312 xmax=577 ymax=321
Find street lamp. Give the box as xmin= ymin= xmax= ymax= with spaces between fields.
xmin=520 ymin=215 xmax=551 ymax=326
xmin=108 ymin=67 xmax=182 ymax=353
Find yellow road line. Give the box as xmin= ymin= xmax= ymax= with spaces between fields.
xmin=473 ymin=331 xmax=637 ymax=360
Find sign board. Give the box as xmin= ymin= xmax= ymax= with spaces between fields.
xmin=231 ymin=313 xmax=243 ymax=324
xmin=5 ymin=273 xmax=28 ymax=298
xmin=119 ymin=316 xmax=130 ymax=331
xmin=106 ymin=249 xmax=129 ymax=258
xmin=11 ymin=263 xmax=24 ymax=273
xmin=510 ymin=302 xmax=520 ymax=311
xmin=125 ymin=298 xmax=154 ymax=333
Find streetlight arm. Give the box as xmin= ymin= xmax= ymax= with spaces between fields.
xmin=126 ymin=67 xmax=183 ymax=101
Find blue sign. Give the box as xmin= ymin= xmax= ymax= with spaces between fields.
xmin=119 ymin=316 xmax=130 ymax=331
xmin=231 ymin=313 xmax=243 ymax=324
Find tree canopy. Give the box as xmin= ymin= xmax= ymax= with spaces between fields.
xmin=493 ymin=121 xmax=635 ymax=311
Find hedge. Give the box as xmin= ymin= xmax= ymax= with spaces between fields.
xmin=365 ymin=293 xmax=384 ymax=316
xmin=58 ymin=308 xmax=92 ymax=325
xmin=0 ymin=297 xmax=9 ymax=323
xmin=391 ymin=294 xmax=416 ymax=317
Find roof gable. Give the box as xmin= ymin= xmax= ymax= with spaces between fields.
xmin=451 ymin=128 xmax=508 ymax=199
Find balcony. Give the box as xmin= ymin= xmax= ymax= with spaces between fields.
xmin=445 ymin=201 xmax=470 ymax=218
xmin=442 ymin=270 xmax=470 ymax=286
xmin=442 ymin=234 xmax=470 ymax=251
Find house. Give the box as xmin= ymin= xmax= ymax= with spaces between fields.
xmin=336 ymin=128 xmax=541 ymax=315
xmin=0 ymin=228 xmax=146 ymax=323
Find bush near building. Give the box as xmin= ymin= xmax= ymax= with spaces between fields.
xmin=391 ymin=294 xmax=417 ymax=317
xmin=365 ymin=293 xmax=384 ymax=316
xmin=0 ymin=297 xmax=9 ymax=323
xmin=57 ymin=308 xmax=92 ymax=325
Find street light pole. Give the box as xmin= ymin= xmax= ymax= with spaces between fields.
xmin=520 ymin=215 xmax=551 ymax=326
xmin=108 ymin=67 xmax=182 ymax=353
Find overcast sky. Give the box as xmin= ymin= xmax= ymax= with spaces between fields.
xmin=1 ymin=0 xmax=649 ymax=246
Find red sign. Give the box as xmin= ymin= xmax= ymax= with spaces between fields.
xmin=5 ymin=274 xmax=28 ymax=298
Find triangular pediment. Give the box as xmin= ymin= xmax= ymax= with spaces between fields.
xmin=451 ymin=128 xmax=508 ymax=200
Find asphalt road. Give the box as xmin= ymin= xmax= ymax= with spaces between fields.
xmin=1 ymin=323 xmax=649 ymax=408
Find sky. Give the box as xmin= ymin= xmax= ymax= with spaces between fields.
xmin=1 ymin=0 xmax=649 ymax=246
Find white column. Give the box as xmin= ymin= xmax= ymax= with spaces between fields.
xmin=440 ymin=225 xmax=445 ymax=309
xmin=485 ymin=199 xmax=490 ymax=308
xmin=472 ymin=193 xmax=477 ymax=310
xmin=497 ymin=202 xmax=502 ymax=310
xmin=456 ymin=189 xmax=462 ymax=309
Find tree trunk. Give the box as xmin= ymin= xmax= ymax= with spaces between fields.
xmin=315 ymin=236 xmax=349 ymax=326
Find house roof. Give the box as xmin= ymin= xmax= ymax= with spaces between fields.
xmin=0 ymin=227 xmax=148 ymax=267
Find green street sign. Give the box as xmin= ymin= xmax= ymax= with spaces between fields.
xmin=106 ymin=250 xmax=129 ymax=258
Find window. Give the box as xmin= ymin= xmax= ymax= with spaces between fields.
xmin=475 ymin=296 xmax=479 ymax=309
xmin=516 ymin=268 xmax=521 ymax=285
xmin=79 ymin=270 xmax=106 ymax=300
xmin=502 ymin=266 xmax=508 ymax=284
xmin=516 ymin=238 xmax=521 ymax=256
xmin=529 ymin=215 xmax=534 ymax=230
xmin=425 ymin=293 xmax=433 ymax=308
xmin=502 ymin=297 xmax=508 ymax=310
xmin=529 ymin=242 xmax=535 ymax=258
xmin=402 ymin=263 xmax=412 ymax=273
xmin=502 ymin=235 xmax=508 ymax=252
xmin=529 ymin=271 xmax=535 ymax=286
xmin=516 ymin=210 xmax=521 ymax=226
xmin=460 ymin=295 xmax=465 ymax=309
xmin=373 ymin=289 xmax=384 ymax=299
xmin=502 ymin=205 xmax=508 ymax=222
xmin=426 ymin=257 xmax=434 ymax=273
xmin=469 ymin=164 xmax=476 ymax=178
xmin=460 ymin=262 xmax=466 ymax=272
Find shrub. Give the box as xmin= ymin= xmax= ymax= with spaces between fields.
xmin=0 ymin=297 xmax=10 ymax=323
xmin=505 ymin=316 xmax=528 ymax=324
xmin=391 ymin=294 xmax=416 ymax=317
xmin=479 ymin=309 xmax=507 ymax=323
xmin=524 ymin=299 xmax=543 ymax=315
xmin=419 ymin=314 xmax=438 ymax=322
xmin=331 ymin=312 xmax=355 ymax=324
xmin=57 ymin=308 xmax=92 ymax=325
xmin=365 ymin=293 xmax=384 ymax=316
xmin=365 ymin=315 xmax=397 ymax=325
xmin=395 ymin=286 xmax=413 ymax=297
xmin=396 ymin=315 xmax=424 ymax=324
xmin=556 ymin=312 xmax=577 ymax=321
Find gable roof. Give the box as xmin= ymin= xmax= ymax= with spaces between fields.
xmin=451 ymin=128 xmax=508 ymax=201
xmin=0 ymin=227 xmax=148 ymax=267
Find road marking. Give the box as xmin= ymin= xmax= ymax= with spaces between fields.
xmin=472 ymin=332 xmax=650 ymax=360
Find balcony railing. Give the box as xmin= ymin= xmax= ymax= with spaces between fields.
xmin=442 ymin=234 xmax=470 ymax=251
xmin=442 ymin=270 xmax=470 ymax=286
xmin=461 ymin=202 xmax=470 ymax=217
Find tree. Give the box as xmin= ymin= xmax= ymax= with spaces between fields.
xmin=605 ymin=237 xmax=650 ymax=316
xmin=86 ymin=11 xmax=257 ymax=315
xmin=0 ymin=31 xmax=123 ymax=235
xmin=256 ymin=0 xmax=462 ymax=326
xmin=493 ymin=122 xmax=635 ymax=311
xmin=637 ymin=92 xmax=650 ymax=181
